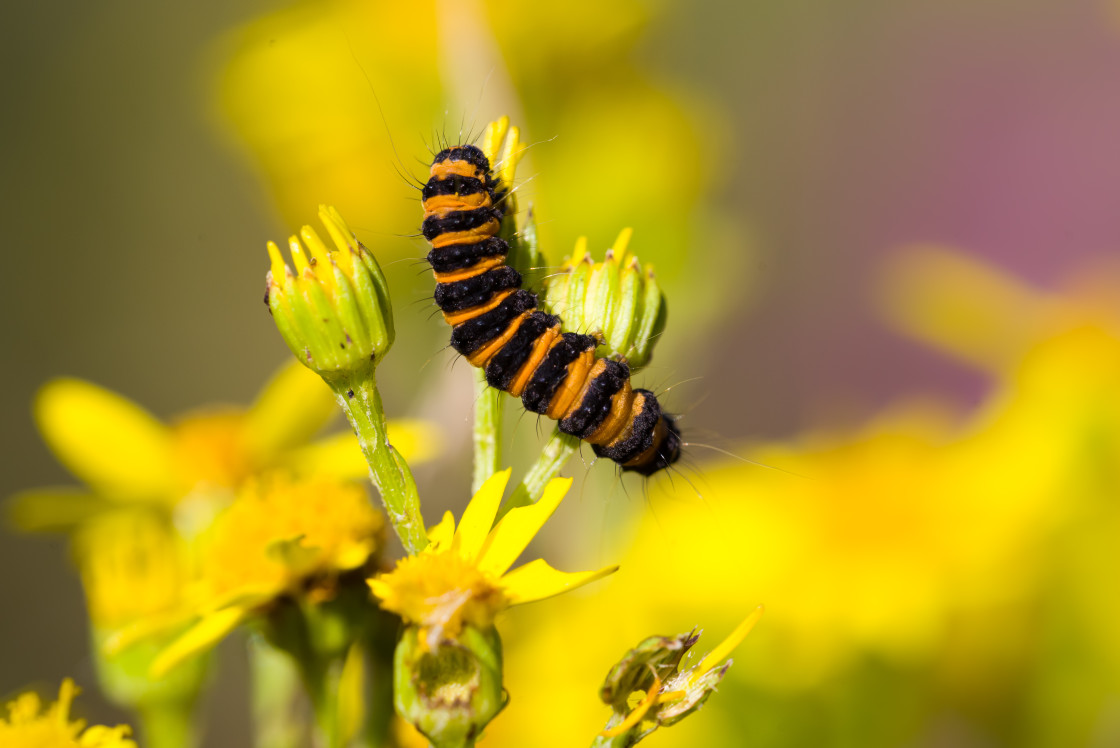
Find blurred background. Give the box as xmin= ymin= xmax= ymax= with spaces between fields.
xmin=3 ymin=0 xmax=1120 ymax=746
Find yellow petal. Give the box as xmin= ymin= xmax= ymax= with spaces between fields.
xmin=35 ymin=379 xmax=176 ymax=500
xmin=6 ymin=487 xmax=111 ymax=533
xmin=286 ymin=419 xmax=443 ymax=479
xmin=427 ymin=511 xmax=457 ymax=553
xmin=242 ymin=361 xmax=338 ymax=461
xmin=457 ymin=468 xmax=512 ymax=562
xmin=500 ymin=558 xmax=619 ymax=605
xmin=476 ymin=477 xmax=571 ymax=577
xmin=599 ymin=674 xmax=662 ymax=738
xmin=386 ymin=419 xmax=444 ymax=466
xmin=695 ymin=605 xmax=764 ymax=677
xmin=151 ymin=606 xmax=249 ymax=678
xmin=879 ymin=246 xmax=1049 ymax=370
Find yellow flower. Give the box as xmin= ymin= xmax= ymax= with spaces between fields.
xmin=149 ymin=473 xmax=385 ymax=676
xmin=75 ymin=511 xmax=187 ymax=631
xmin=13 ymin=361 xmax=439 ymax=531
xmin=0 ymin=679 xmax=136 ymax=748
xmin=210 ymin=0 xmax=739 ymax=341
xmin=370 ymin=469 xmax=617 ymax=650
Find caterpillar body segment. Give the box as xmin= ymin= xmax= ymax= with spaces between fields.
xmin=422 ymin=143 xmax=681 ymax=476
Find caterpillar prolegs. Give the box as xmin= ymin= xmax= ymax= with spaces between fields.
xmin=421 ymin=143 xmax=681 ymax=476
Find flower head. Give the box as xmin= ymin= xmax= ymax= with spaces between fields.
xmin=148 ymin=473 xmax=385 ymax=676
xmin=12 ymin=362 xmax=438 ymax=532
xmin=370 ymin=469 xmax=617 ymax=651
xmin=543 ymin=229 xmax=667 ymax=370
xmin=598 ymin=608 xmax=763 ymax=744
xmin=0 ymin=679 xmax=136 ymax=748
xmin=266 ymin=205 xmax=394 ymax=382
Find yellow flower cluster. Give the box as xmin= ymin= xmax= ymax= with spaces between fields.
xmin=488 ymin=249 xmax=1120 ymax=746
xmin=0 ymin=680 xmax=135 ymax=748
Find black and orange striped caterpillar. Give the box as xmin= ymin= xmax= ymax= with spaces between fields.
xmin=420 ymin=143 xmax=681 ymax=475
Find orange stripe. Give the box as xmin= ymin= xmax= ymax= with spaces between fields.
xmin=466 ymin=312 xmax=531 ymax=368
xmin=547 ymin=353 xmax=600 ymax=421
xmin=431 ymin=161 xmax=484 ymax=180
xmin=432 ymin=256 xmax=507 ymax=283
xmin=600 ymin=391 xmax=645 ymax=449
xmin=442 ymin=289 xmax=514 ymax=326
xmin=586 ymin=381 xmax=635 ymax=446
xmin=423 ymin=192 xmax=491 ymax=214
xmin=508 ymin=325 xmax=562 ymax=397
xmin=432 ymin=221 xmax=501 ymax=248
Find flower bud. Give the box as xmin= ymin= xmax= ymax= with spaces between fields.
xmin=265 ymin=206 xmax=394 ymax=384
xmin=393 ymin=625 xmax=506 ymax=748
xmin=543 ymin=229 xmax=667 ymax=371
xmin=597 ymin=608 xmax=762 ymax=745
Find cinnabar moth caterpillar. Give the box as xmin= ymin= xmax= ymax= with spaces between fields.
xmin=421 ymin=143 xmax=681 ymax=475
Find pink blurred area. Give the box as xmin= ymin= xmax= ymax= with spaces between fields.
xmin=702 ymin=0 xmax=1120 ymax=437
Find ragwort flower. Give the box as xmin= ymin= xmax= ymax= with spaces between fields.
xmin=149 ymin=473 xmax=385 ymax=677
xmin=369 ymin=469 xmax=617 ymax=651
xmin=371 ymin=469 xmax=617 ymax=746
xmin=13 ymin=362 xmax=438 ymax=532
xmin=0 ymin=679 xmax=136 ymax=748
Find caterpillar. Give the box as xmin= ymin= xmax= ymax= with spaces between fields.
xmin=420 ymin=142 xmax=681 ymax=475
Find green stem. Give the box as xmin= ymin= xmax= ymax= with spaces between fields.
xmin=331 ymin=373 xmax=428 ymax=554
xmin=304 ymin=659 xmax=343 ymax=748
xmin=472 ymin=368 xmax=504 ymax=494
xmin=136 ymin=699 xmax=197 ymax=748
xmin=497 ymin=428 xmax=580 ymax=521
xmin=249 ymin=637 xmax=306 ymax=748
xmin=589 ymin=712 xmax=641 ymax=748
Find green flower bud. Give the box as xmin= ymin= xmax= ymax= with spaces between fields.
xmin=393 ymin=625 xmax=506 ymax=748
xmin=595 ymin=608 xmax=762 ymax=746
xmin=265 ymin=206 xmax=394 ymax=385
xmin=543 ymin=229 xmax=667 ymax=371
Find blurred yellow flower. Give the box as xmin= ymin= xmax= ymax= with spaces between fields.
xmin=149 ymin=473 xmax=386 ymax=677
xmin=13 ymin=361 xmax=440 ymax=531
xmin=210 ymin=0 xmax=739 ymax=339
xmin=0 ymin=679 xmax=136 ymax=748
xmin=370 ymin=468 xmax=617 ymax=650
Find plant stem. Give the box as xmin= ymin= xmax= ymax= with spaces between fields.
xmin=497 ymin=428 xmax=579 ymax=520
xmin=304 ymin=658 xmax=343 ymax=748
xmin=331 ymin=373 xmax=427 ymax=554
xmin=249 ymin=637 xmax=306 ymax=748
xmin=136 ymin=699 xmax=197 ymax=748
xmin=471 ymin=368 xmax=504 ymax=494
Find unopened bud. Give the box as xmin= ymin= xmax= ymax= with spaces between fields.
xmin=394 ymin=625 xmax=505 ymax=748
xmin=544 ymin=229 xmax=667 ymax=371
xmin=265 ymin=206 xmax=394 ymax=384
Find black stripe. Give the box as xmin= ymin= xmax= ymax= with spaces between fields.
xmin=427 ymin=238 xmax=508 ymax=274
xmin=449 ymin=289 xmax=538 ymax=355
xmin=434 ymin=266 xmax=522 ymax=314
xmin=422 ymin=206 xmax=501 ymax=241
xmin=432 ymin=145 xmax=491 ymax=174
xmin=422 ymin=174 xmax=491 ymax=201
xmin=558 ymin=359 xmax=630 ymax=439
xmin=592 ymin=390 xmax=660 ymax=465
xmin=520 ymin=332 xmax=598 ymax=414
xmin=485 ymin=312 xmax=558 ymax=391
xmin=592 ymin=394 xmax=682 ymax=475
